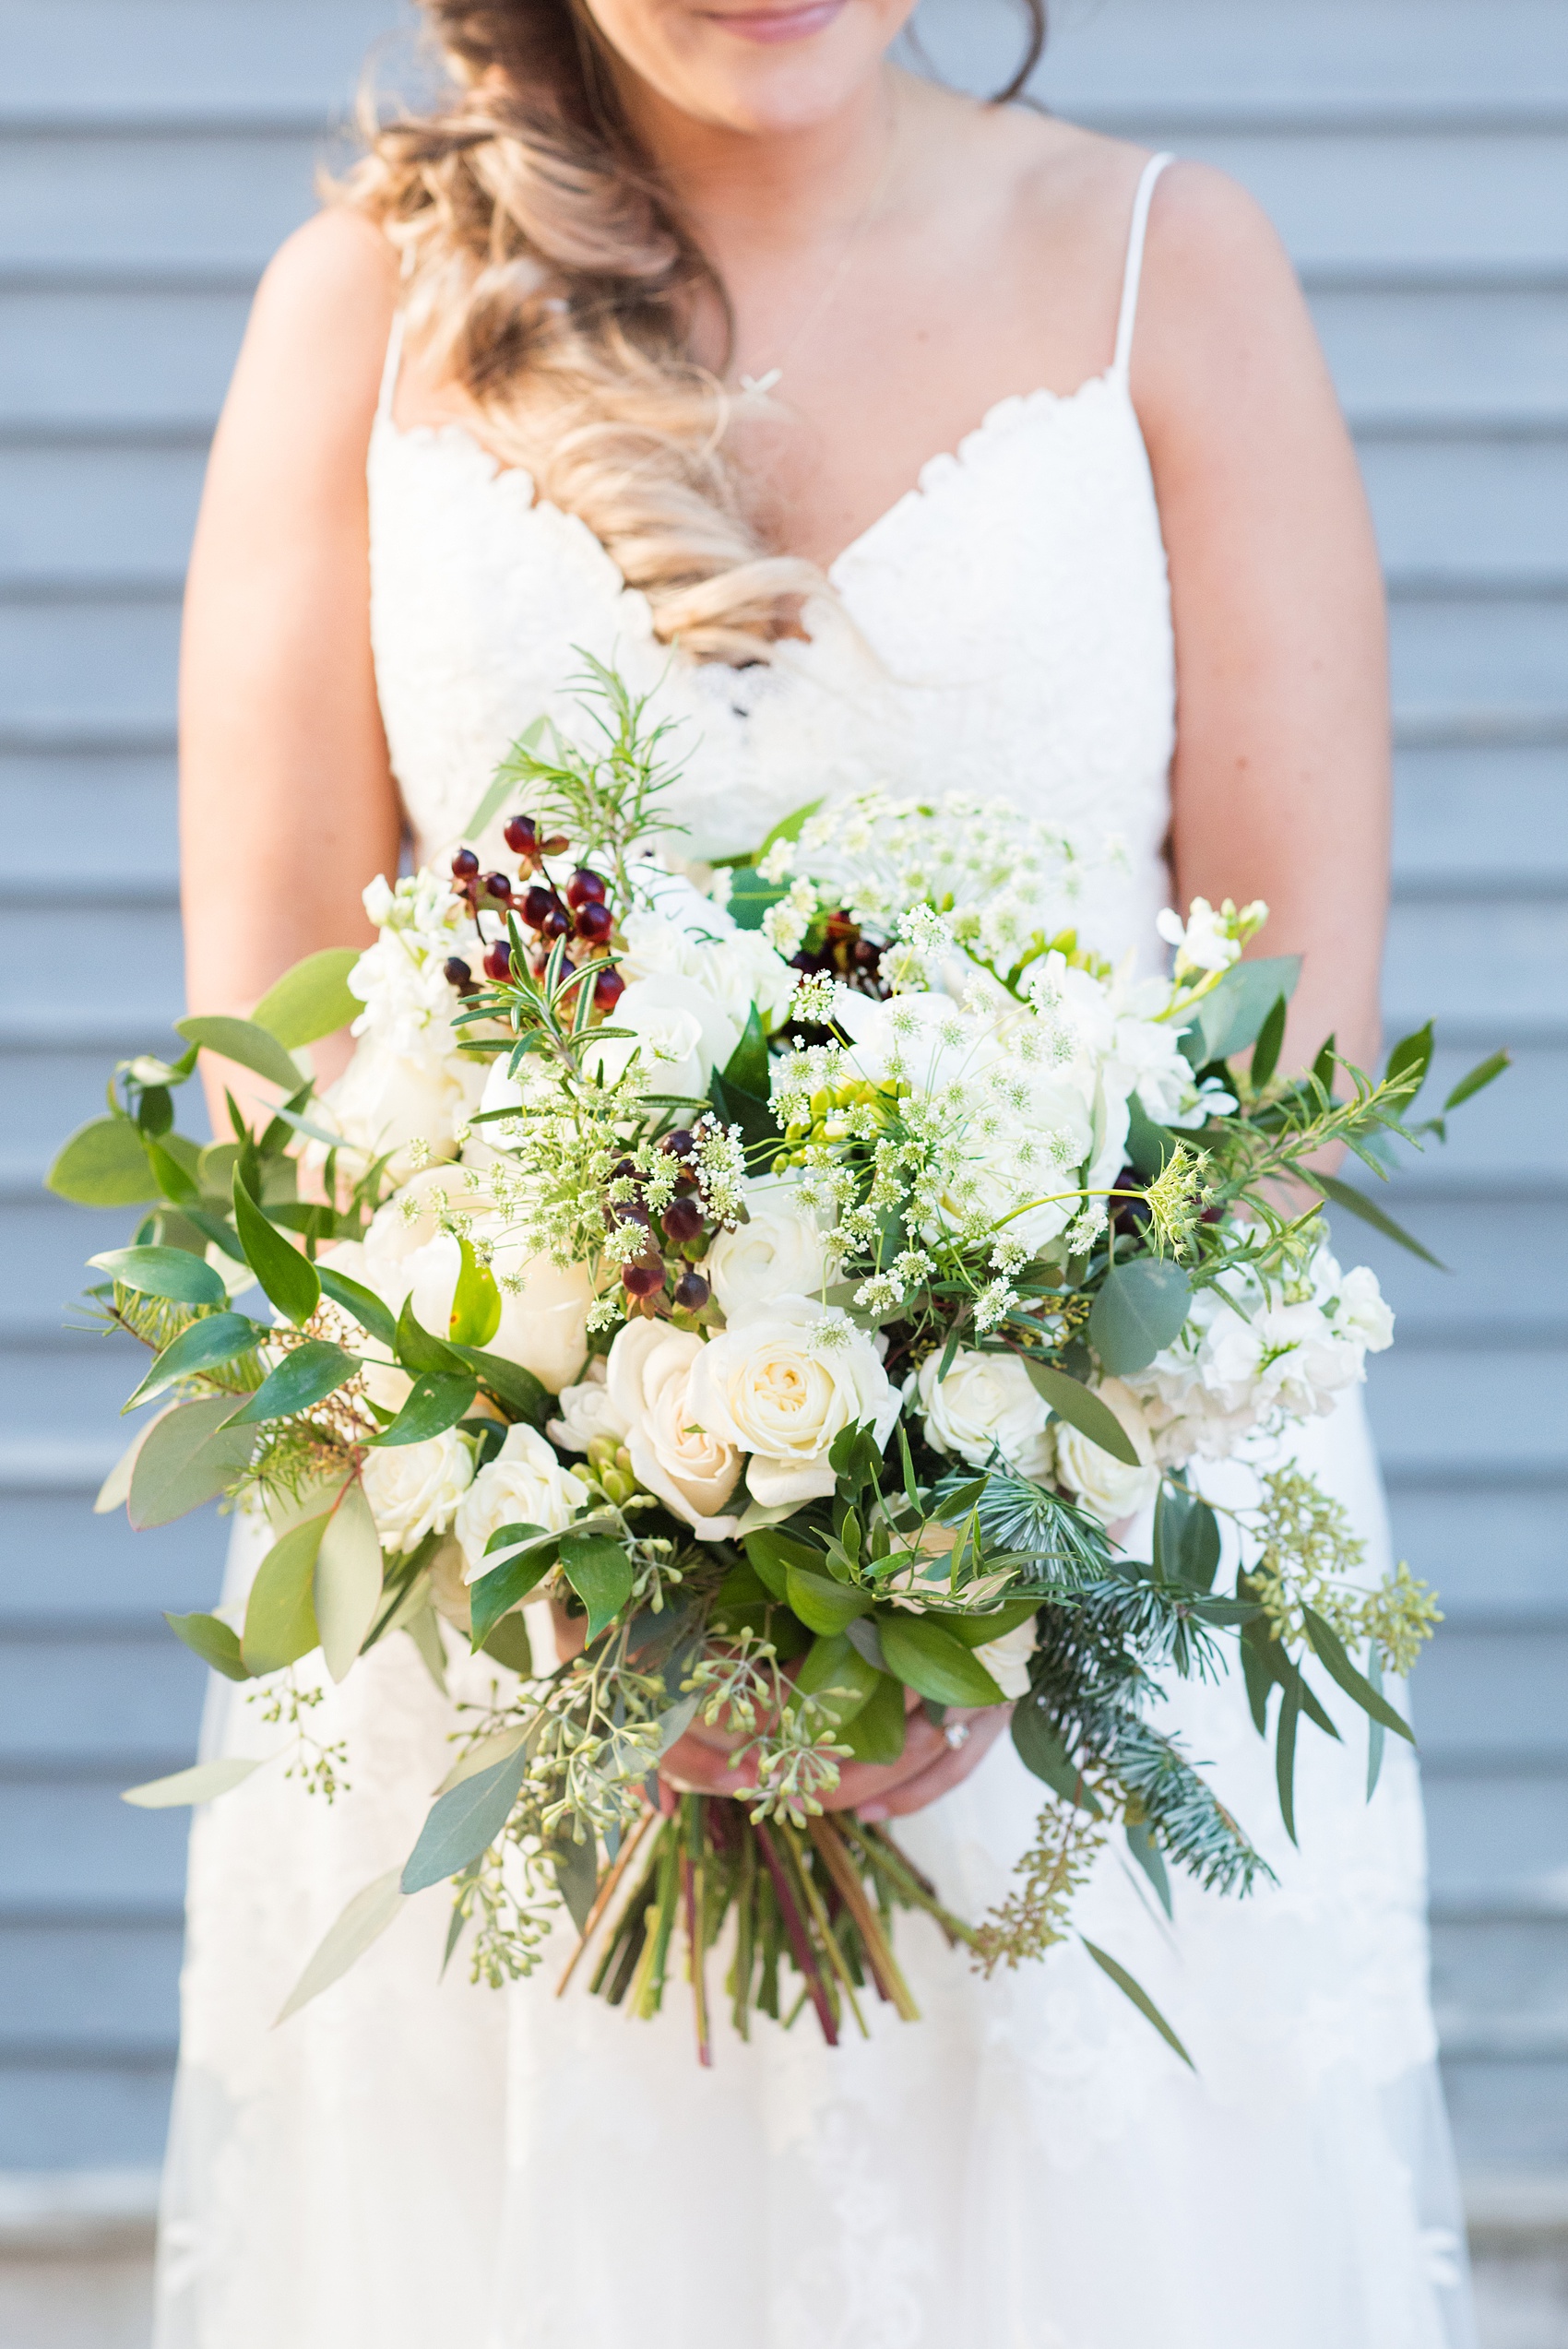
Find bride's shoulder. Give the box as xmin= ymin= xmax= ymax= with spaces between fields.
xmin=235 ymin=208 xmax=400 ymax=439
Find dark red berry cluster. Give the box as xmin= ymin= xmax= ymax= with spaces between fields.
xmin=789 ymin=908 xmax=885 ymax=993
xmin=445 ymin=825 xmax=626 ymax=1011
xmin=606 ymin=1130 xmax=714 ymax=1317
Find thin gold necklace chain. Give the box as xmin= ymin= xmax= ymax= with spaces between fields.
xmin=735 ymin=93 xmax=901 ymax=401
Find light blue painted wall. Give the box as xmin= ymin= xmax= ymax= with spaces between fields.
xmin=0 ymin=0 xmax=1562 ymax=2177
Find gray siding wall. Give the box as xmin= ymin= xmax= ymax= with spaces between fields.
xmin=1 ymin=0 xmax=1562 ymax=2180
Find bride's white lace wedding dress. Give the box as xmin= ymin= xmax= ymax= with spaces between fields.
xmin=153 ymin=157 xmax=1476 ymax=2349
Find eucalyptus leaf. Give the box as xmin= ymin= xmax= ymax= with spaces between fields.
xmin=96 ymin=1408 xmax=172 ymax=1515
xmin=1124 ymin=1820 xmax=1173 ymax=1917
xmin=1089 ymin=1258 xmax=1192 ymax=1376
xmin=1187 ymin=955 xmax=1301 ymax=1063
xmin=1012 ymin=1699 xmax=1102 ymax=1812
xmin=784 ymin=1564 xmax=872 ymax=1637
xmin=315 ymin=1480 xmax=386 ymax=1683
xmin=242 ymin=1513 xmax=327 ymax=1675
xmin=1301 ymin=1605 xmax=1415 ymax=1743
xmin=841 ymin=1669 xmax=907 ymax=1763
xmin=1080 ymin=1938 xmax=1194 ymax=2068
xmin=276 ymin=1869 xmax=408 ymax=2023
xmin=1307 ymin=1170 xmax=1446 ymax=1269
xmin=165 ymin=1609 xmax=252 ymax=1680
xmin=469 ymin=1542 xmax=557 ymax=1648
xmin=127 ymin=1395 xmax=256 ymax=1530
xmin=252 ymin=947 xmax=362 ymax=1049
xmin=1248 ymin=993 xmax=1289 ymax=1091
xmin=317 ymin=1264 xmax=397 ymax=1347
xmin=89 ymin=1244 xmax=227 ymax=1308
xmin=1021 ymin=1358 xmax=1141 ymax=1467
xmin=47 ymin=1116 xmax=160 ymax=1206
xmin=125 ymin=1312 xmax=264 ymax=1411
xmin=480 ymin=1613 xmax=535 ymax=1675
xmin=551 ymin=1833 xmax=600 ymax=1934
xmin=394 ymin=1294 xmax=466 ymax=1376
xmin=445 ymin=1344 xmax=551 ymax=1427
xmin=401 ymin=1741 xmax=532 ymax=1892
xmin=1153 ymin=1482 xmax=1221 ymax=1593
xmin=176 ymin=1014 xmax=303 ymax=1093
xmin=122 ymin=1756 xmax=263 ymax=1809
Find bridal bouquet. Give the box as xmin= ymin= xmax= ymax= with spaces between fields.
xmin=54 ymin=663 xmax=1505 ymax=2058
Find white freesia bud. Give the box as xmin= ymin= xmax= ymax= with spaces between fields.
xmin=687 ymin=1297 xmax=898 ymax=1510
xmin=362 ymin=1429 xmax=473 ymax=1554
xmin=706 ymin=1180 xmax=832 ymax=1323
xmin=456 ymin=1424 xmax=590 ymax=1584
xmin=1051 ymin=1379 xmax=1160 ymax=1526
xmin=603 ymin=1321 xmax=742 ymax=1540
xmin=910 ymin=1347 xmax=1052 ymax=1479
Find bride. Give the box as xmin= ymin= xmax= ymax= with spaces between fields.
xmin=163 ymin=3 xmax=1476 ymax=2343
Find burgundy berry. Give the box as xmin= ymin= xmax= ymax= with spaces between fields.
xmin=572 ymin=899 xmax=613 ymax=946
xmin=451 ymin=847 xmax=480 ymax=880
xmin=593 ymin=967 xmax=626 ymax=1014
xmin=443 ymin=956 xmax=472 ymax=991
xmin=661 ymin=1197 xmax=703 ymax=1246
xmin=540 ymin=904 xmax=569 ymax=942
xmin=616 ymin=1199 xmax=652 ymax=1229
xmin=481 ymin=872 xmax=513 ymax=904
xmin=503 ymin=815 xmax=538 ymax=855
xmin=660 ymin=1128 xmax=695 ymax=1159
xmin=520 ymin=884 xmax=556 ymax=931
xmin=483 ymin=940 xmax=516 ymax=982
xmin=566 ymin=867 xmax=608 ymax=909
xmin=622 ymin=1260 xmax=664 ymax=1299
xmin=673 ymin=1268 xmax=710 ymax=1314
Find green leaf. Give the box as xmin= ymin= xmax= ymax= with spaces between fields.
xmin=785 ymin=1564 xmax=873 ymax=1637
xmin=232 ymin=1169 xmax=321 ymax=1324
xmin=1248 ymin=993 xmax=1289 ymax=1091
xmin=393 ymin=1293 xmax=466 ymax=1376
xmin=176 ymin=1014 xmax=303 ymax=1093
xmin=936 ymin=1597 xmax=1042 ymax=1648
xmin=1125 ymin=1819 xmax=1173 ymax=1917
xmin=1080 ymin=1938 xmax=1194 ymax=2068
xmin=878 ymin=1614 xmax=1004 ymax=1707
xmin=1123 ymin=1096 xmax=1179 ymax=1179
xmin=707 ymin=1066 xmax=776 ymax=1153
xmin=165 ymin=1608 xmax=253 ymax=1680
xmin=469 ymin=1539 xmax=558 ymax=1649
xmin=372 ymin=1370 xmax=478 ymax=1447
xmin=1443 ymin=1048 xmax=1510 ymax=1114
xmin=841 ymin=1671 xmax=908 ymax=1764
xmin=1384 ymin=1020 xmax=1434 ymax=1102
xmin=448 ymin=1238 xmax=502 ymax=1347
xmin=242 ymin=1514 xmax=327 ymax=1675
xmin=252 ymin=948 xmax=362 ymax=1049
xmin=1365 ymin=1641 xmax=1387 ymax=1798
xmin=752 ymin=797 xmax=823 ymax=862
xmin=725 ymin=866 xmax=790 ymax=931
xmin=223 ymin=1339 xmax=358 ymax=1427
xmin=480 ymin=1613 xmax=535 ymax=1675
xmin=1301 ymin=1605 xmax=1415 ymax=1743
xmin=1089 ymin=1259 xmax=1192 ymax=1377
xmin=89 ymin=1243 xmax=227 ymax=1308
xmin=1306 ymin=1169 xmax=1446 ymax=1270
xmin=1153 ymin=1482 xmax=1221 ymax=1593
xmin=1312 ymin=1032 xmax=1338 ymax=1093
xmin=793 ymin=1633 xmax=880 ymax=1727
xmin=722 ymin=1003 xmax=771 ymax=1098
xmin=143 ymin=1135 xmax=201 ymax=1204
xmin=552 ymin=1833 xmax=600 ymax=1934
xmin=315 ymin=1480 xmax=386 ymax=1683
xmin=559 ymin=1533 xmax=635 ymax=1642
xmin=1017 ymin=1359 xmax=1142 ymax=1468
xmin=277 ymin=1869 xmax=408 ymax=2023
xmin=122 ymin=1756 xmax=264 ymax=1809
xmin=401 ymin=1741 xmax=532 ymax=1892
xmin=444 ymin=1344 xmax=551 ymax=1427
xmin=1011 ymin=1700 xmax=1103 ymax=1812
xmin=1188 ymin=955 xmax=1302 ymax=1063
xmin=128 ymin=1394 xmax=256 ymax=1530
xmin=1276 ymin=1670 xmax=1301 ymax=1845
xmin=316 ymin=1264 xmax=397 ymax=1347
xmin=125 ymin=1312 xmax=264 ymax=1410
xmin=744 ymin=1527 xmax=822 ymax=1598
xmin=47 ymin=1116 xmax=160 ymax=1206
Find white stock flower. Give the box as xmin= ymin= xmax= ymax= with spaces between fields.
xmin=1157 ymin=897 xmax=1241 ymax=976
xmin=971 ymin=1614 xmax=1039 ymax=1701
xmin=604 ymin=1320 xmax=742 ymax=1539
xmin=1335 ymin=1263 xmax=1396 ymax=1352
xmin=319 ymin=1032 xmax=485 ymax=1180
xmin=361 ymin=1429 xmax=473 ymax=1554
xmin=910 ymin=1347 xmax=1052 ymax=1479
xmin=1051 ymin=1378 xmax=1160 ymax=1525
xmin=706 ymin=1180 xmax=833 ymax=1322
xmin=456 ymin=1424 xmax=589 ymax=1583
xmin=688 ymin=1296 xmax=898 ymax=1509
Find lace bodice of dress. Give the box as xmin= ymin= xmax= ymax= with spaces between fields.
xmin=368 ymin=160 xmax=1178 ymax=967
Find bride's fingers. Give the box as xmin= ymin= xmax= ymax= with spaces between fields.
xmin=856 ymin=1706 xmax=1011 ymax=1821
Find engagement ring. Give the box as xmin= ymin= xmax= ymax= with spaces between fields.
xmin=944 ymin=1721 xmax=971 ymax=1750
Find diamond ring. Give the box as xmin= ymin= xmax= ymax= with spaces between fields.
xmin=944 ymin=1721 xmax=971 ymax=1750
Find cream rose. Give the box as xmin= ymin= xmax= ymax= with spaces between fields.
xmin=548 ymin=1358 xmax=629 ymax=1453
xmin=705 ymin=1180 xmax=832 ymax=1323
xmin=361 ymin=1428 xmax=473 ymax=1554
xmin=456 ymin=1423 xmax=590 ymax=1584
xmin=687 ymin=1297 xmax=898 ymax=1510
xmin=1051 ymin=1378 xmax=1160 ymax=1526
xmin=603 ymin=1320 xmax=742 ymax=1539
xmin=363 ymin=1176 xmax=592 ymax=1395
xmin=585 ymin=972 xmax=739 ymax=1101
xmin=911 ymin=1347 xmax=1052 ymax=1479
xmin=971 ymin=1614 xmax=1039 ymax=1700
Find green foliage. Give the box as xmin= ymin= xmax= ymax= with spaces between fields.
xmin=878 ymin=1615 xmax=1003 ymax=1707
xmin=1019 ymin=1360 xmax=1141 ymax=1466
xmin=89 ymin=1244 xmax=227 ymax=1308
xmin=1089 ymin=1258 xmax=1193 ymax=1375
xmin=242 ymin=1514 xmax=327 ymax=1675
xmin=251 ymin=948 xmax=362 ymax=1049
xmin=176 ymin=1014 xmax=302 ymax=1093
xmin=48 ymin=1116 xmax=162 ymax=1205
xmin=232 ymin=1170 xmax=320 ymax=1325
xmin=127 ymin=1395 xmax=256 ymax=1530
xmin=165 ymin=1609 xmax=252 ymax=1680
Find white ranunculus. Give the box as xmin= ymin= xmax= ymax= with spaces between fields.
xmin=361 ymin=1428 xmax=473 ymax=1554
xmin=585 ymin=973 xmax=740 ymax=1102
xmin=688 ymin=1296 xmax=898 ymax=1510
xmin=971 ymin=1614 xmax=1039 ymax=1700
xmin=603 ymin=1320 xmax=742 ymax=1539
xmin=548 ymin=1358 xmax=628 ymax=1453
xmin=1051 ymin=1378 xmax=1160 ymax=1526
xmin=706 ymin=1180 xmax=833 ymax=1323
xmin=455 ymin=1424 xmax=589 ymax=1583
xmin=911 ymin=1347 xmax=1053 ymax=1479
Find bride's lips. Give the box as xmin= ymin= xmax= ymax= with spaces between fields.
xmin=700 ymin=2 xmax=848 ymax=42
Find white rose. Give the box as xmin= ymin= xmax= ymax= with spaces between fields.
xmin=548 ymin=1358 xmax=629 ymax=1453
xmin=1051 ymin=1378 xmax=1160 ymax=1526
xmin=319 ymin=1033 xmax=484 ymax=1181
xmin=456 ymin=1423 xmax=589 ymax=1583
xmin=688 ymin=1296 xmax=898 ymax=1510
xmin=361 ymin=1429 xmax=473 ymax=1554
xmin=911 ymin=1347 xmax=1052 ymax=1479
xmin=706 ymin=1180 xmax=832 ymax=1322
xmin=971 ymin=1614 xmax=1039 ymax=1701
xmin=363 ymin=1180 xmax=592 ymax=1396
xmin=586 ymin=973 xmax=739 ymax=1101
xmin=604 ymin=1321 xmax=742 ymax=1539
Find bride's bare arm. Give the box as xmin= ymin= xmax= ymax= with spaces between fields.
xmin=1135 ymin=163 xmax=1391 ymax=1079
xmin=180 ymin=208 xmax=402 ymax=1128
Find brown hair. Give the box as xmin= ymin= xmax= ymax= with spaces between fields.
xmin=342 ymin=3 xmax=1048 ymax=662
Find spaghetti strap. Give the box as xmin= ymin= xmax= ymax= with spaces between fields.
xmin=375 ymin=309 xmax=407 ymax=426
xmin=1111 ymin=152 xmax=1174 ymax=380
